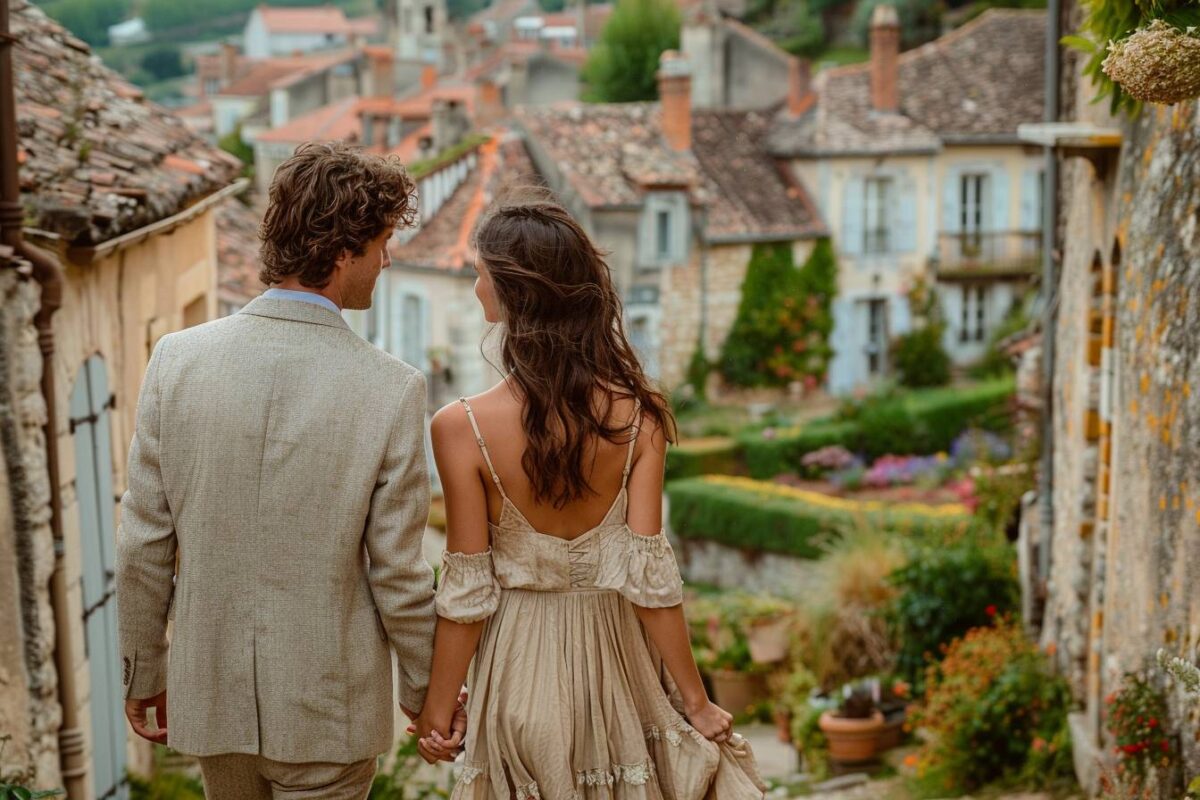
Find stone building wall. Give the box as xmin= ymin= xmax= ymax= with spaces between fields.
xmin=1044 ymin=75 xmax=1200 ymax=788
xmin=658 ymin=240 xmax=816 ymax=392
xmin=0 ymin=267 xmax=60 ymax=788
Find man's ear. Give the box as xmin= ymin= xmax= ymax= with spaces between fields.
xmin=333 ymin=249 xmax=352 ymax=273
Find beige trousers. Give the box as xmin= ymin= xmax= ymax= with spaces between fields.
xmin=197 ymin=753 xmax=376 ymax=800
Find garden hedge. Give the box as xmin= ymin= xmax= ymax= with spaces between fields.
xmin=736 ymin=377 xmax=1016 ymax=479
xmin=664 ymin=439 xmax=745 ymax=482
xmin=666 ymin=476 xmax=975 ymax=559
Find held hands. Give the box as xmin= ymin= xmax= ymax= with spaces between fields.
xmin=406 ymin=690 xmax=469 ymax=764
xmin=125 ymin=690 xmax=169 ymax=745
xmin=684 ymin=697 xmax=734 ymax=744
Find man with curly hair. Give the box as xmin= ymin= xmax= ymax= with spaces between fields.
xmin=116 ymin=142 xmax=441 ymax=798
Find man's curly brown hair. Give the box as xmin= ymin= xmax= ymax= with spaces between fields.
xmin=258 ymin=141 xmax=418 ymax=288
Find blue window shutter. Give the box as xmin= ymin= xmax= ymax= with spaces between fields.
xmin=1019 ymin=168 xmax=1040 ymax=230
xmin=841 ymin=178 xmax=864 ymax=256
xmin=889 ymin=292 xmax=912 ymax=337
xmin=893 ymin=172 xmax=918 ymax=253
xmin=941 ymin=170 xmax=959 ymax=232
xmin=990 ymin=166 xmax=1010 ymax=232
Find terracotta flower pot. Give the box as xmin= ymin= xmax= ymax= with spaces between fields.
xmin=746 ymin=616 xmax=791 ymax=664
xmin=876 ymin=716 xmax=906 ymax=751
xmin=709 ymin=669 xmax=769 ymax=716
xmin=818 ymin=710 xmax=885 ymax=764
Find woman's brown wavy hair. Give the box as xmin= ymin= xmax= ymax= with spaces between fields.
xmin=473 ymin=191 xmax=677 ymax=509
xmin=258 ymin=141 xmax=417 ymax=288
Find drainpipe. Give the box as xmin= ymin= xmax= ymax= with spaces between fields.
xmin=1036 ymin=0 xmax=1061 ymax=626
xmin=0 ymin=3 xmax=86 ymax=796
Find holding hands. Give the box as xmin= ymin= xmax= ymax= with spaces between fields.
xmin=406 ymin=690 xmax=469 ymax=764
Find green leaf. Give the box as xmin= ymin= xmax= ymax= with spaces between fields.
xmin=1060 ymin=34 xmax=1098 ymax=52
xmin=12 ymin=788 xmax=32 ymax=800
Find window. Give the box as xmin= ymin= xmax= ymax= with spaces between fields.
xmin=865 ymin=299 xmax=889 ymax=375
xmin=959 ymin=285 xmax=987 ymax=343
xmin=960 ymin=173 xmax=989 ymax=255
xmin=424 ymin=6 xmax=434 ymax=34
xmin=204 ymin=77 xmax=221 ymax=96
xmin=656 ymin=210 xmax=671 ymax=259
xmin=863 ymin=177 xmax=892 ymax=255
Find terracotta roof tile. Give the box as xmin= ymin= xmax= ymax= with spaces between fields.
xmin=256 ymin=5 xmax=353 ymax=35
xmin=216 ymin=198 xmax=266 ymax=307
xmin=14 ymin=1 xmax=241 ymax=246
xmin=255 ymin=95 xmax=364 ymax=143
xmin=770 ymin=9 xmax=1046 ymax=156
xmin=392 ymin=132 xmax=540 ymax=271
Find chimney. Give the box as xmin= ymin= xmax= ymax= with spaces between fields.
xmin=657 ymin=50 xmax=692 ymax=152
xmin=869 ymin=4 xmax=900 ymax=114
xmin=368 ymin=49 xmax=394 ymax=99
xmin=787 ymin=56 xmax=813 ymax=116
xmin=421 ymin=63 xmax=438 ymax=90
xmin=219 ymin=41 xmax=239 ymax=87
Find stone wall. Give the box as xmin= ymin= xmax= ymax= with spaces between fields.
xmin=670 ymin=535 xmax=822 ymax=600
xmin=1044 ymin=87 xmax=1200 ymax=789
xmin=0 ymin=266 xmax=60 ymax=788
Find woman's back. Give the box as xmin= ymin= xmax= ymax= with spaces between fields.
xmin=446 ymin=383 xmax=656 ymax=541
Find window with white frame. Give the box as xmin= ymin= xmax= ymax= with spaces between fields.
xmin=959 ymin=284 xmax=988 ymax=343
xmin=865 ymin=299 xmax=889 ymax=375
xmin=863 ymin=177 xmax=893 ymax=255
xmin=959 ymin=173 xmax=989 ymax=255
xmin=656 ymin=210 xmax=671 ymax=260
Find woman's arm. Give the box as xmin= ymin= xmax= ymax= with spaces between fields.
xmin=415 ymin=404 xmax=493 ymax=741
xmin=626 ymin=417 xmax=734 ymax=742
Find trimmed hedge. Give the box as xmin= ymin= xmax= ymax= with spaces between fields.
xmin=666 ymin=476 xmax=975 ymax=559
xmin=665 ymin=439 xmax=745 ymax=482
xmin=738 ymin=378 xmax=1016 ymax=479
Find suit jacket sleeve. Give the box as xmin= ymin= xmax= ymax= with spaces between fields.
xmin=116 ymin=335 xmax=176 ymax=700
xmin=366 ymin=370 xmax=436 ymax=713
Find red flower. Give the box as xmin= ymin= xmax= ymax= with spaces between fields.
xmin=1160 ymin=740 xmax=1170 ymax=753
xmin=1147 ymin=718 xmax=1158 ymax=728
xmin=985 ymin=605 xmax=998 ymax=618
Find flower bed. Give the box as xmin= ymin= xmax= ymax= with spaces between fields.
xmin=739 ymin=378 xmax=1015 ymax=479
xmin=664 ymin=437 xmax=745 ymax=482
xmin=666 ymin=475 xmax=974 ymax=559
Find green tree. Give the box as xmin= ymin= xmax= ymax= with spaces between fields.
xmin=582 ymin=0 xmax=680 ymax=102
xmin=891 ymin=276 xmax=951 ymax=388
xmin=719 ymin=239 xmax=838 ymax=388
xmin=39 ymin=0 xmax=131 ymax=46
xmin=851 ymin=0 xmax=942 ymax=47
xmin=141 ymin=46 xmax=185 ymax=81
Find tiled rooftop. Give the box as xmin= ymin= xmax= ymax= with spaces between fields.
xmin=13 ymin=1 xmax=242 ymax=246
xmin=391 ymin=133 xmax=540 ymax=271
xmin=517 ymin=102 xmax=825 ymax=240
xmin=770 ymin=9 xmax=1046 ymax=157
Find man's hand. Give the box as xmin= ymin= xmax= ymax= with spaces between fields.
xmin=125 ymin=690 xmax=168 ymax=745
xmin=407 ymin=690 xmax=468 ymax=763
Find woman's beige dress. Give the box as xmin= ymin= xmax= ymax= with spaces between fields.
xmin=434 ymin=398 xmax=766 ymax=800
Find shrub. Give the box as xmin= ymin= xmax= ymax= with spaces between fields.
xmin=893 ymin=326 xmax=952 ymax=388
xmin=738 ymin=378 xmax=1015 ymax=478
xmin=908 ymin=619 xmax=1074 ymax=796
xmin=664 ymin=439 xmax=744 ymax=482
xmin=685 ymin=340 xmax=710 ymax=400
xmin=719 ymin=240 xmax=837 ymax=388
xmin=887 ymin=535 xmax=1020 ymax=688
xmin=667 ymin=475 xmax=973 ymax=559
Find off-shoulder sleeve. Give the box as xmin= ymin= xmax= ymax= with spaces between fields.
xmin=434 ymin=549 xmax=501 ymax=624
xmin=598 ymin=528 xmax=684 ymax=608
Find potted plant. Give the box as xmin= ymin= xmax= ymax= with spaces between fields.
xmin=818 ymin=685 xmax=885 ymax=765
xmin=742 ymin=595 xmax=795 ymax=664
xmin=690 ymin=598 xmax=770 ymax=715
xmin=876 ymin=676 xmax=911 ymax=750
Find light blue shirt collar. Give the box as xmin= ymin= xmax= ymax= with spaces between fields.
xmin=262 ymin=287 xmax=342 ymax=316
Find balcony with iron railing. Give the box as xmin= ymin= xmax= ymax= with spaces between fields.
xmin=932 ymin=230 xmax=1043 ymax=279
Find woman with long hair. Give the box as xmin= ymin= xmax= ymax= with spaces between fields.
xmin=411 ymin=193 xmax=764 ymax=798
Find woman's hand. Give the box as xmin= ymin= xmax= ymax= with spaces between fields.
xmin=685 ymin=699 xmax=734 ymax=743
xmin=407 ymin=690 xmax=468 ymax=763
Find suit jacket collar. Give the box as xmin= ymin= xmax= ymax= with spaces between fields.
xmin=239 ymin=295 xmax=351 ymax=332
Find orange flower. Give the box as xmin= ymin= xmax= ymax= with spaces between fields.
xmin=903 ymin=754 xmax=920 ymax=768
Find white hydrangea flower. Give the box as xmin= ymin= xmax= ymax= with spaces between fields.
xmin=1156 ymin=647 xmax=1200 ymax=697
xmin=1102 ymin=20 xmax=1200 ymax=104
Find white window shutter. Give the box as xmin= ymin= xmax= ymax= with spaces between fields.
xmin=840 ymin=178 xmax=864 ymax=257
